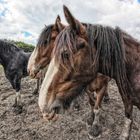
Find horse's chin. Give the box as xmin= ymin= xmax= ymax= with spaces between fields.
xmin=43 ymin=99 xmax=64 ymax=121
xmin=29 ymin=73 xmax=37 ymax=79
xmin=50 ymin=99 xmax=64 ymax=113
xmin=43 ymin=108 xmax=64 ymax=122
xmin=43 ymin=110 xmax=59 ymax=121
xmin=30 ymin=69 xmax=44 ymax=79
xmin=35 ymin=71 xmax=43 ymax=79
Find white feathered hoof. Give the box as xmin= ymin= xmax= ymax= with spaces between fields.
xmin=103 ymin=95 xmax=110 ymax=103
xmin=88 ymin=124 xmax=102 ymax=139
xmin=86 ymin=113 xmax=95 ymax=126
xmin=119 ymin=135 xmax=129 ymax=140
xmin=13 ymin=104 xmax=23 ymax=115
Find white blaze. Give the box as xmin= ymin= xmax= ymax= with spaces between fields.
xmin=38 ymin=57 xmax=58 ymax=113
xmin=27 ymin=47 xmax=38 ymax=72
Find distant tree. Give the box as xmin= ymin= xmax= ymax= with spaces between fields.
xmin=3 ymin=39 xmax=35 ymax=52
xmin=14 ymin=41 xmax=35 ymax=52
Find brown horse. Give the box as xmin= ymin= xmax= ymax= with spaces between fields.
xmin=27 ymin=16 xmax=110 ymax=106
xmin=27 ymin=16 xmax=64 ymax=78
xmin=27 ymin=15 xmax=110 ymax=120
xmin=39 ymin=6 xmax=140 ymax=140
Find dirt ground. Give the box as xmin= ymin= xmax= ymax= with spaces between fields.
xmin=0 ymin=67 xmax=140 ymax=140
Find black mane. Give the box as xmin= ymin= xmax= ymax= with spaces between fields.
xmin=37 ymin=24 xmax=54 ymax=48
xmin=0 ymin=39 xmax=21 ymax=53
xmin=86 ymin=25 xmax=125 ymax=75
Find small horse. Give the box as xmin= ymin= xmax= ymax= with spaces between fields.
xmin=38 ymin=6 xmax=140 ymax=140
xmin=0 ymin=40 xmax=40 ymax=113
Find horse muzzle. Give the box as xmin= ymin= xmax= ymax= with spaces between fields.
xmin=28 ymin=66 xmax=41 ymax=78
xmin=43 ymin=99 xmax=64 ymax=121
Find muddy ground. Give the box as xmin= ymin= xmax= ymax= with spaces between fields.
xmin=0 ymin=67 xmax=140 ymax=140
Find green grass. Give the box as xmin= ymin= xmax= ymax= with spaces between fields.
xmin=0 ymin=65 xmax=3 ymax=72
xmin=14 ymin=41 xmax=35 ymax=52
xmin=3 ymin=39 xmax=35 ymax=52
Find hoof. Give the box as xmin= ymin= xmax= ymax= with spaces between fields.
xmin=119 ymin=134 xmax=129 ymax=140
xmin=119 ymin=137 xmax=129 ymax=140
xmin=103 ymin=95 xmax=110 ymax=103
xmin=88 ymin=124 xmax=102 ymax=138
xmin=86 ymin=113 xmax=95 ymax=126
xmin=71 ymin=100 xmax=80 ymax=111
xmin=12 ymin=103 xmax=17 ymax=108
xmin=13 ymin=105 xmax=23 ymax=115
xmin=72 ymin=103 xmax=80 ymax=111
xmin=32 ymin=89 xmax=38 ymax=95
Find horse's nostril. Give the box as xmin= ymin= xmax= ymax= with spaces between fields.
xmin=53 ymin=106 xmax=61 ymax=114
xmin=34 ymin=69 xmax=39 ymax=75
xmin=50 ymin=99 xmax=64 ymax=114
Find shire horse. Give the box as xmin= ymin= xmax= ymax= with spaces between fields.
xmin=0 ymin=40 xmax=40 ymax=113
xmin=27 ymin=15 xmax=110 ymax=116
xmin=38 ymin=6 xmax=140 ymax=140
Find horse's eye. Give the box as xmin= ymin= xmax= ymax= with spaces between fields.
xmin=62 ymin=51 xmax=69 ymax=59
xmin=77 ymin=42 xmax=85 ymax=50
xmin=44 ymin=40 xmax=48 ymax=44
xmin=44 ymin=36 xmax=50 ymax=45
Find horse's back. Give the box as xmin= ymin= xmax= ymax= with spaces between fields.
xmin=14 ymin=51 xmax=30 ymax=76
xmin=4 ymin=51 xmax=29 ymax=78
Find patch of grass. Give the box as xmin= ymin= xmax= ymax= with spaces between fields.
xmin=3 ymin=39 xmax=35 ymax=52
xmin=0 ymin=65 xmax=3 ymax=72
xmin=14 ymin=41 xmax=35 ymax=52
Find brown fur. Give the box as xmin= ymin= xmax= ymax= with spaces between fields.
xmin=28 ymin=16 xmax=110 ymax=117
xmin=44 ymin=5 xmax=140 ymax=139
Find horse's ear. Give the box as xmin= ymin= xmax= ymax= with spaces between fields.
xmin=63 ymin=5 xmax=86 ymax=35
xmin=56 ymin=15 xmax=61 ymax=23
xmin=54 ymin=15 xmax=65 ymax=32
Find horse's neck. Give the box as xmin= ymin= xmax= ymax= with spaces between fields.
xmin=25 ymin=52 xmax=31 ymax=59
xmin=123 ymin=35 xmax=140 ymax=96
xmin=0 ymin=53 xmax=8 ymax=68
xmin=0 ymin=49 xmax=13 ymax=67
xmin=0 ymin=58 xmax=2 ymax=65
xmin=124 ymin=35 xmax=140 ymax=70
xmin=0 ymin=42 xmax=19 ymax=64
xmin=20 ymin=52 xmax=31 ymax=76
xmin=22 ymin=52 xmax=31 ymax=62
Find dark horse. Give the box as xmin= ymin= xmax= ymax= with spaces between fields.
xmin=39 ymin=6 xmax=140 ymax=140
xmin=0 ymin=40 xmax=39 ymax=113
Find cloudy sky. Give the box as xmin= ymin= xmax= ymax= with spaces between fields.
xmin=0 ymin=0 xmax=140 ymax=45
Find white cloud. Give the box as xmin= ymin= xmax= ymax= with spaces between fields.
xmin=0 ymin=0 xmax=140 ymax=45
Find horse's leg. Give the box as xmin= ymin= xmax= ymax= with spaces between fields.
xmin=86 ymin=74 xmax=109 ymax=126
xmin=13 ymin=76 xmax=21 ymax=107
xmin=88 ymin=86 xmax=106 ymax=138
xmin=71 ymin=98 xmax=80 ymax=111
xmin=33 ymin=69 xmax=46 ymax=95
xmin=9 ymin=78 xmax=20 ymax=107
xmin=12 ymin=76 xmax=24 ymax=114
xmin=114 ymin=79 xmax=133 ymax=140
xmin=15 ymin=90 xmax=21 ymax=106
xmin=103 ymin=77 xmax=110 ymax=103
xmin=103 ymin=89 xmax=110 ymax=103
xmin=119 ymin=99 xmax=133 ymax=140
xmin=32 ymin=79 xmax=40 ymax=95
xmin=86 ymin=90 xmax=95 ymax=126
